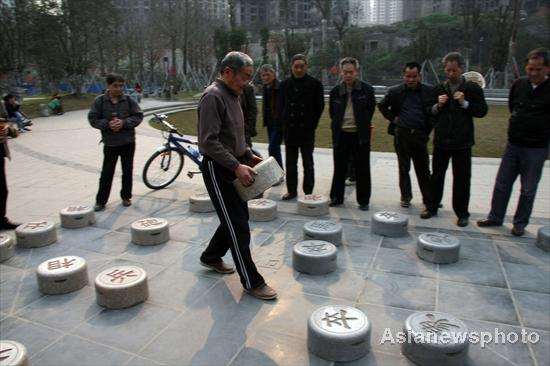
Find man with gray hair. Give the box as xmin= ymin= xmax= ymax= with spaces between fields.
xmin=420 ymin=52 xmax=488 ymax=227
xmin=197 ymin=51 xmax=277 ymax=300
xmin=260 ymin=64 xmax=283 ymax=171
xmin=328 ymin=57 xmax=375 ymax=210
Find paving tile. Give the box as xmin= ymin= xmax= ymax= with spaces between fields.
xmin=0 ymin=315 xmax=64 ymax=358
xmin=118 ymin=240 xmax=188 ymax=267
xmin=295 ymin=268 xmax=367 ymax=301
xmin=462 ymin=319 xmax=536 ymax=366
xmin=147 ymin=264 xmax=220 ymax=311
xmin=513 ymin=290 xmax=550 ymax=331
xmin=337 ymin=243 xmax=378 ymax=271
xmin=73 ymin=302 xmax=181 ymax=353
xmin=438 ymin=258 xmax=507 ymax=288
xmin=372 ymin=247 xmax=438 ymax=279
xmin=438 ymin=282 xmax=519 ymax=325
xmin=336 ymin=350 xmax=415 ymax=365
xmin=94 ymin=210 xmax=143 ymax=231
xmin=230 ymin=330 xmax=332 ymax=366
xmin=15 ymin=285 xmax=102 ymax=332
xmin=0 ymin=263 xmax=26 ymax=284
xmin=503 ymin=262 xmax=550 ymax=293
xmin=354 ymin=303 xmax=415 ymax=357
xmin=358 ymin=271 xmax=436 ymax=311
xmin=379 ymin=233 xmax=418 ymax=251
xmin=529 ymin=328 xmax=549 ymax=366
xmin=124 ymin=355 xmax=163 ymax=365
xmin=169 ymin=214 xmax=220 ymax=245
xmin=30 ymin=334 xmax=132 ymax=366
xmin=57 ymin=226 xmax=111 ymax=248
xmin=342 ymin=223 xmax=384 ymax=247
xmin=496 ymin=241 xmax=550 ymax=268
xmin=140 ymin=279 xmax=272 ymax=365
xmin=75 ymin=231 xmax=132 ymax=256
xmin=0 ymin=269 xmax=44 ymax=315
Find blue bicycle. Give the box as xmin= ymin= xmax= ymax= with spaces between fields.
xmin=142 ymin=113 xmax=202 ymax=189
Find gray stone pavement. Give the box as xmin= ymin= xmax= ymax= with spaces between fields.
xmin=0 ymin=99 xmax=549 ymax=365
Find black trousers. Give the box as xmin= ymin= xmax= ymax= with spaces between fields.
xmin=285 ymin=143 xmax=314 ymax=195
xmin=394 ymin=127 xmax=431 ymax=204
xmin=96 ymin=142 xmax=135 ymax=205
xmin=200 ymin=157 xmax=265 ymax=290
xmin=330 ymin=132 xmax=371 ymax=205
xmin=427 ymin=147 xmax=472 ymax=218
xmin=0 ymin=157 xmax=7 ymax=221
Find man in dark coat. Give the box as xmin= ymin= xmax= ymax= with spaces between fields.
xmin=477 ymin=48 xmax=550 ymax=236
xmin=279 ymin=54 xmax=324 ymax=200
xmin=378 ymin=62 xmax=434 ymax=209
xmin=260 ymin=64 xmax=283 ymax=171
xmin=420 ymin=52 xmax=488 ymax=227
xmin=328 ymin=57 xmax=375 ymax=211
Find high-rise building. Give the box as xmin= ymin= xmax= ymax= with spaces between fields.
xmin=349 ymin=0 xmax=372 ymax=27
xmin=371 ymin=0 xmax=403 ymax=25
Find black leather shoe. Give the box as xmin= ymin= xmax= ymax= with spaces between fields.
xmin=122 ymin=199 xmax=132 ymax=207
xmin=0 ymin=219 xmax=21 ymax=230
xmin=400 ymin=200 xmax=411 ymax=208
xmin=329 ymin=198 xmax=343 ymax=207
xmin=420 ymin=210 xmax=437 ymax=219
xmin=281 ymin=192 xmax=297 ymax=200
xmin=359 ymin=204 xmax=369 ymax=211
xmin=457 ymin=217 xmax=469 ymax=227
xmin=477 ymin=218 xmax=502 ymax=227
xmin=94 ymin=203 xmax=106 ymax=212
xmin=511 ymin=226 xmax=525 ymax=237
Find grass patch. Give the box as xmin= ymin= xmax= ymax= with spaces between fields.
xmin=150 ymin=104 xmax=514 ymax=158
xmin=19 ymin=93 xmax=99 ymax=119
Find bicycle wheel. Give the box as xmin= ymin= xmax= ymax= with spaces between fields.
xmin=143 ymin=147 xmax=184 ymax=189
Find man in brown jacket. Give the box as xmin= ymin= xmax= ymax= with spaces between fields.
xmin=197 ymin=51 xmax=277 ymax=300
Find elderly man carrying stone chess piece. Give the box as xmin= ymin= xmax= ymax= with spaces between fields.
xmin=197 ymin=51 xmax=277 ymax=301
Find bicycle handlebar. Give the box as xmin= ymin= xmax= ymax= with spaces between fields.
xmin=152 ymin=113 xmax=198 ymax=145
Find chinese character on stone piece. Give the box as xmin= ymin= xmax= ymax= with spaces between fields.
xmin=254 ymin=199 xmax=271 ymax=206
xmin=379 ymin=212 xmax=399 ymax=220
xmin=0 ymin=347 xmax=13 ymax=361
xmin=137 ymin=218 xmax=162 ymax=227
xmin=303 ymin=242 xmax=327 ymax=253
xmin=106 ymin=269 xmax=138 ymax=283
xmin=67 ymin=206 xmax=88 ymax=212
xmin=419 ymin=313 xmax=460 ymax=334
xmin=23 ymin=221 xmax=48 ymax=230
xmin=321 ymin=309 xmax=358 ymax=329
xmin=48 ymin=258 xmax=76 ymax=270
xmin=310 ymin=221 xmax=334 ymax=231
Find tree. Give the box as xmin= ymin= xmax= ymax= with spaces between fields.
xmin=260 ymin=27 xmax=270 ymax=65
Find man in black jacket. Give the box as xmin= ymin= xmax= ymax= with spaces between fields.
xmin=478 ymin=48 xmax=550 ymax=236
xmin=89 ymin=73 xmax=144 ymax=211
xmin=279 ymin=54 xmax=325 ymax=200
xmin=329 ymin=57 xmax=375 ymax=210
xmin=421 ymin=52 xmax=488 ymax=227
xmin=260 ymin=64 xmax=283 ymax=171
xmin=239 ymin=83 xmax=257 ymax=148
xmin=0 ymin=117 xmax=21 ymax=230
xmin=378 ymin=62 xmax=433 ymax=208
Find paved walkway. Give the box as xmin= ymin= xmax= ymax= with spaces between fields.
xmin=0 ymin=99 xmax=549 ymax=366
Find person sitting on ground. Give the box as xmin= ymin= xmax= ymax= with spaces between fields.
xmin=47 ymin=94 xmax=64 ymax=115
xmin=2 ymin=94 xmax=32 ymax=132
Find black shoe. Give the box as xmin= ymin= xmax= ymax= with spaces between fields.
xmin=122 ymin=199 xmax=132 ymax=207
xmin=400 ymin=200 xmax=411 ymax=208
xmin=420 ymin=210 xmax=437 ymax=219
xmin=457 ymin=217 xmax=469 ymax=227
xmin=281 ymin=192 xmax=297 ymax=200
xmin=511 ymin=226 xmax=525 ymax=237
xmin=22 ymin=127 xmax=31 ymax=131
xmin=477 ymin=218 xmax=502 ymax=227
xmin=329 ymin=198 xmax=343 ymax=207
xmin=94 ymin=203 xmax=106 ymax=212
xmin=359 ymin=204 xmax=369 ymax=211
xmin=0 ymin=219 xmax=21 ymax=230
xmin=24 ymin=121 xmax=33 ymax=126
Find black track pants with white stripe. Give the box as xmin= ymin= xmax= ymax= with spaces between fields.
xmin=199 ymin=156 xmax=265 ymax=290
